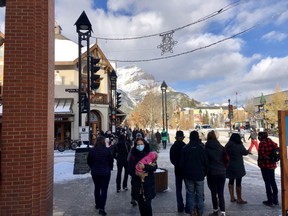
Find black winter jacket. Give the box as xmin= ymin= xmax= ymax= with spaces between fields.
xmin=205 ymin=139 xmax=226 ymax=176
xmin=170 ymin=140 xmax=186 ymax=176
xmin=180 ymin=141 xmax=208 ymax=181
xmin=113 ymin=140 xmax=131 ymax=165
xmin=128 ymin=144 xmax=157 ymax=201
xmin=225 ymin=140 xmax=249 ymax=179
xmin=87 ymin=145 xmax=114 ymax=176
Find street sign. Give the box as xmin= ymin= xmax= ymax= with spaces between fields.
xmin=79 ymin=126 xmax=89 ymax=141
xmin=65 ymin=88 xmax=78 ymax=93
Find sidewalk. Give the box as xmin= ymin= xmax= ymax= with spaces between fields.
xmin=53 ymin=137 xmax=282 ymax=216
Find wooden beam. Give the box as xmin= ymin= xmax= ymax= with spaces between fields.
xmin=278 ymin=110 xmax=288 ymax=216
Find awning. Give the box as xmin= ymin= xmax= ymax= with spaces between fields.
xmin=0 ymin=99 xmax=74 ymax=117
xmin=54 ymin=98 xmax=73 ymax=114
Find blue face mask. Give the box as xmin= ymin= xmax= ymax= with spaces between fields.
xmin=136 ymin=145 xmax=144 ymax=151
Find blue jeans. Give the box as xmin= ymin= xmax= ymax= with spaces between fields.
xmin=184 ymin=179 xmax=204 ymax=215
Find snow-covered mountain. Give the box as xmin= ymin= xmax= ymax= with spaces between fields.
xmin=116 ymin=65 xmax=198 ymax=113
xmin=117 ymin=65 xmax=160 ymax=103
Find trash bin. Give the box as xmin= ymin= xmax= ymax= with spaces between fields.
xmin=154 ymin=168 xmax=168 ymax=192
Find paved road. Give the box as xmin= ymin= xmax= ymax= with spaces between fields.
xmin=53 ymin=131 xmax=282 ymax=216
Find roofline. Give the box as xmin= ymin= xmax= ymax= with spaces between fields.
xmin=55 ymin=61 xmax=75 ymax=66
xmin=73 ymin=43 xmax=115 ymax=73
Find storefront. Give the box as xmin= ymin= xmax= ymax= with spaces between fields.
xmin=54 ymin=98 xmax=74 ymax=142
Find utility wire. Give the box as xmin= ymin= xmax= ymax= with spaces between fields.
xmin=107 ymin=25 xmax=256 ymax=63
xmin=91 ymin=0 xmax=241 ymax=41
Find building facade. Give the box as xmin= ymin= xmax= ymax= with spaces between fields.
xmin=54 ymin=25 xmax=115 ymax=142
xmin=0 ymin=25 xmax=122 ymax=144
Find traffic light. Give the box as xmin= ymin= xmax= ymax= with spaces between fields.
xmin=116 ymin=91 xmax=121 ymax=109
xmin=91 ymin=73 xmax=101 ymax=91
xmin=90 ymin=56 xmax=101 ymax=91
xmin=81 ymin=94 xmax=88 ymax=113
xmin=228 ymin=104 xmax=233 ymax=119
xmin=112 ymin=114 xmax=116 ymax=119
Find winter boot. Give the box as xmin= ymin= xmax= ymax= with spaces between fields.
xmin=208 ymin=209 xmax=219 ymax=216
xmin=228 ymin=184 xmax=236 ymax=202
xmin=263 ymin=194 xmax=273 ymax=206
xmin=272 ymin=193 xmax=279 ymax=205
xmin=236 ymin=186 xmax=247 ymax=204
xmin=263 ymin=200 xmax=273 ymax=206
xmin=130 ymin=198 xmax=137 ymax=206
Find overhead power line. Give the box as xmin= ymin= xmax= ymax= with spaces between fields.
xmin=91 ymin=0 xmax=241 ymax=41
xmin=107 ymin=25 xmax=256 ymax=63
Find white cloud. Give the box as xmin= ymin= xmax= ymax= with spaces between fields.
xmin=107 ymin=0 xmax=136 ymax=13
xmin=262 ymin=31 xmax=287 ymax=42
xmin=276 ymin=10 xmax=288 ymax=25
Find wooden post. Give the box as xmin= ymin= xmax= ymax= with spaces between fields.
xmin=278 ymin=110 xmax=288 ymax=216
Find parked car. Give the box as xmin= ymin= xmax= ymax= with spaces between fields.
xmin=195 ymin=124 xmax=219 ymax=141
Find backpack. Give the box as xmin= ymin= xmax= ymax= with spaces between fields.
xmin=269 ymin=147 xmax=280 ymax=162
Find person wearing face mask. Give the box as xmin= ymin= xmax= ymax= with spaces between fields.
xmin=128 ymin=137 xmax=157 ymax=216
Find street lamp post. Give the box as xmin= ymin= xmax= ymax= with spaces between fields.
xmin=75 ymin=11 xmax=93 ymax=144
xmin=110 ymin=70 xmax=117 ymax=133
xmin=228 ymin=99 xmax=232 ymax=135
xmin=259 ymin=93 xmax=267 ymax=130
xmin=161 ymin=81 xmax=167 ymax=131
xmin=165 ymin=87 xmax=168 ymax=135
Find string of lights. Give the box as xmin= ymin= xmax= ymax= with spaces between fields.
xmin=91 ymin=0 xmax=241 ymax=41
xmin=107 ymin=25 xmax=256 ymax=63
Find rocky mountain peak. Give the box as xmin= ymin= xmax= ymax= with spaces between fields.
xmin=116 ymin=65 xmax=197 ymax=113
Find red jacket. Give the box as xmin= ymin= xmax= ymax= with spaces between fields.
xmin=258 ymin=138 xmax=278 ymax=169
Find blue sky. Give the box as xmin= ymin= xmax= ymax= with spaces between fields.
xmin=1 ymin=0 xmax=288 ymax=105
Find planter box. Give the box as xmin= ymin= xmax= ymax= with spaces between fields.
xmin=154 ymin=168 xmax=168 ymax=192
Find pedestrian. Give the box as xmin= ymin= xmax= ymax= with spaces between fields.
xmin=180 ymin=131 xmax=208 ymax=216
xmin=113 ymin=134 xmax=131 ymax=193
xmin=132 ymin=128 xmax=139 ymax=140
xmin=128 ymin=137 xmax=157 ymax=216
xmin=136 ymin=132 xmax=143 ymax=139
xmin=205 ymin=130 xmax=227 ymax=216
xmin=248 ymin=128 xmax=258 ymax=152
xmin=257 ymin=131 xmax=279 ymax=206
xmin=87 ymin=136 xmax=114 ymax=215
xmin=127 ymin=132 xmax=149 ymax=207
xmin=239 ymin=126 xmax=246 ymax=143
xmin=161 ymin=129 xmax=168 ymax=149
xmin=155 ymin=130 xmax=161 ymax=145
xmin=225 ymin=133 xmax=249 ymax=204
xmin=170 ymin=130 xmax=186 ymax=213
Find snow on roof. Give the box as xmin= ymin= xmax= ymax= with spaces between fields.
xmin=55 ymin=39 xmax=78 ymax=62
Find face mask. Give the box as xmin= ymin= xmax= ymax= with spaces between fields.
xmin=136 ymin=145 xmax=144 ymax=151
